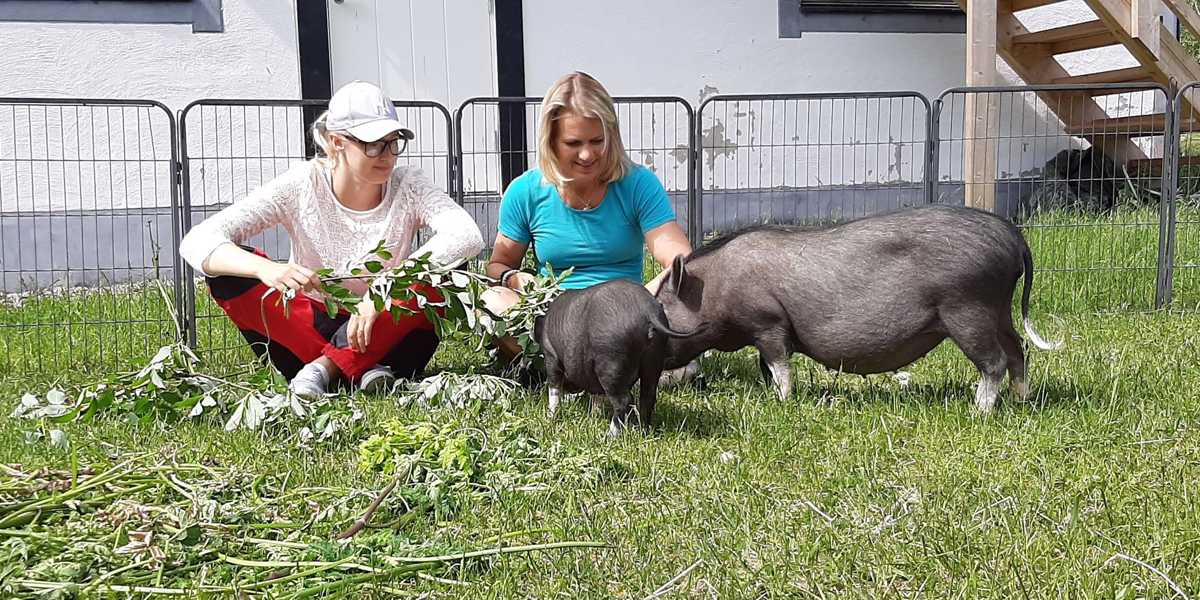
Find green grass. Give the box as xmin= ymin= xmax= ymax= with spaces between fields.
xmin=2 ymin=207 xmax=1198 ymax=379
xmin=2 ymin=208 xmax=1200 ymax=596
xmin=2 ymin=312 xmax=1199 ymax=597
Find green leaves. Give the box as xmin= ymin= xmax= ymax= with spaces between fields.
xmin=355 ymin=416 xmax=613 ymax=519
xmin=397 ymin=372 xmax=522 ymax=411
xmin=316 ymin=244 xmax=572 ymax=372
xmin=0 ymin=458 xmax=603 ymax=596
xmin=10 ymin=342 xmax=363 ymax=447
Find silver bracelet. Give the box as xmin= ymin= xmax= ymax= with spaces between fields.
xmin=499 ymin=268 xmax=520 ymax=288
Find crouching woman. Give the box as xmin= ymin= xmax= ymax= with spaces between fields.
xmin=179 ymin=81 xmax=484 ymax=397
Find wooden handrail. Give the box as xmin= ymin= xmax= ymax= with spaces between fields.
xmin=1159 ymin=0 xmax=1200 ymax=40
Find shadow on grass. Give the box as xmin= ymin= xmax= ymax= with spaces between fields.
xmin=789 ymin=374 xmax=1097 ymax=414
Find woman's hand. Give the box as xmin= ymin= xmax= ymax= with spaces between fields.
xmin=505 ymin=271 xmax=537 ymax=291
xmin=346 ymin=296 xmax=381 ymax=353
xmin=257 ymin=262 xmax=317 ymax=298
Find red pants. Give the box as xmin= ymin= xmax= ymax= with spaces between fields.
xmin=207 ymin=250 xmax=439 ymax=382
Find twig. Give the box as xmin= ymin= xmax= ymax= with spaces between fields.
xmin=235 ymin=555 xmax=360 ymax=591
xmin=153 ymin=279 xmax=183 ymax=343
xmin=380 ymin=540 xmax=607 ymax=565
xmin=222 ymin=554 xmax=378 ymax=573
xmin=242 ymin=536 xmax=310 ymax=550
xmin=336 ymin=474 xmax=401 ymax=540
xmin=642 ymin=559 xmax=704 ymax=600
xmin=417 ymin=571 xmax=472 ymax=586
xmin=479 ymin=528 xmax=552 ymax=545
xmin=802 ymin=499 xmax=835 ymax=525
xmin=1104 ymin=552 xmax=1190 ymax=599
xmin=19 ymin=580 xmax=192 ymax=595
xmin=0 ymin=464 xmax=27 ymax=477
xmin=84 ymin=558 xmax=153 ymax=593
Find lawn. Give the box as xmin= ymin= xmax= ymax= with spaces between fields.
xmin=1 ymin=208 xmax=1199 ymax=598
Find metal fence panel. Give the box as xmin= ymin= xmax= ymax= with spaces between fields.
xmin=178 ymin=99 xmax=452 ymax=363
xmin=695 ymin=92 xmax=933 ymax=242
xmin=0 ymin=98 xmax=180 ymax=376
xmin=453 ymin=96 xmax=695 ymax=249
xmin=935 ymin=84 xmax=1172 ymax=313
xmin=1172 ymin=84 xmax=1200 ymax=310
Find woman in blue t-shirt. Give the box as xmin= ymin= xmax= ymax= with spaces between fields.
xmin=483 ymin=71 xmax=699 ymax=383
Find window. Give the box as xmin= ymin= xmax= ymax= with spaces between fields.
xmin=780 ymin=0 xmax=965 ymax=35
xmin=799 ymin=0 xmax=962 ymax=13
xmin=0 ymin=0 xmax=223 ymax=33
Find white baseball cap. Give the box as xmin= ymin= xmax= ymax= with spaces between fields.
xmin=325 ymin=81 xmax=415 ymax=142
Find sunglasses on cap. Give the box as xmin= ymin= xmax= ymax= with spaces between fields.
xmin=342 ymin=133 xmax=409 ymax=158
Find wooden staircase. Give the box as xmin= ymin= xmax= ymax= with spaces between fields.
xmin=960 ymin=0 xmax=1200 ymax=192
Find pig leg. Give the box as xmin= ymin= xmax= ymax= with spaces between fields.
xmin=755 ymin=333 xmax=793 ymax=400
xmin=636 ymin=363 xmax=663 ymax=432
xmin=606 ymin=392 xmax=635 ymax=438
xmin=942 ymin=308 xmax=1007 ymax=414
xmin=997 ymin=326 xmax=1028 ymax=399
xmin=758 ymin=354 xmax=773 ymax=387
xmin=544 ymin=357 xmax=565 ymax=418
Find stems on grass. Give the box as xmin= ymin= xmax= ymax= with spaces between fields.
xmin=336 ymin=473 xmax=401 ymax=540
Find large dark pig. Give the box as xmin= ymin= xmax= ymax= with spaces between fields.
xmin=655 ymin=205 xmax=1062 ymax=413
xmin=535 ymin=279 xmax=703 ymax=436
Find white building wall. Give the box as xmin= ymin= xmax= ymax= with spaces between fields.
xmin=0 ymin=0 xmax=300 ymax=212
xmin=517 ymin=0 xmax=1165 ymax=194
xmin=0 ymin=0 xmax=1181 ymax=212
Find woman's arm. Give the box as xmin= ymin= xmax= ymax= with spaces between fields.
xmin=201 ymin=243 xmax=317 ymax=294
xmin=644 ymin=220 xmax=691 ymax=294
xmin=406 ymin=169 xmax=485 ymax=266
xmin=179 ymin=166 xmax=297 ymax=278
xmin=487 ymin=233 xmax=536 ymax=290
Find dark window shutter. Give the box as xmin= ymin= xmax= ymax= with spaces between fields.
xmin=800 ymin=0 xmax=963 ymax=13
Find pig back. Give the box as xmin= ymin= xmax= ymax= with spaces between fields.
xmin=685 ymin=206 xmax=1028 ymax=355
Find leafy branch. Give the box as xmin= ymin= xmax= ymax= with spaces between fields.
xmin=309 ymin=240 xmax=572 ymax=372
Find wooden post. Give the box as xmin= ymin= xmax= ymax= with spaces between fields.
xmin=965 ymin=0 xmax=999 ymax=212
xmin=1131 ymin=0 xmax=1160 ymax=57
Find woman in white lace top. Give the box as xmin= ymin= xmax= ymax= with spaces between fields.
xmin=179 ymin=81 xmax=484 ymax=397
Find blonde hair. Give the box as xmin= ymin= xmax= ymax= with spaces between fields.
xmin=309 ymin=111 xmax=341 ymax=166
xmin=537 ymin=72 xmax=632 ymax=190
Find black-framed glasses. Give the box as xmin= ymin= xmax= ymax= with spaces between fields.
xmin=344 ymin=134 xmax=408 ymax=158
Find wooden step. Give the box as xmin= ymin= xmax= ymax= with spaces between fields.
xmin=1050 ymin=66 xmax=1150 ymax=85
xmin=1047 ymin=32 xmax=1119 ymax=55
xmin=1009 ymin=0 xmax=1066 ymax=11
xmin=1066 ymin=113 xmax=1200 ymax=135
xmin=1012 ymin=20 xmax=1109 ymax=46
xmin=1127 ymin=155 xmax=1200 ymax=175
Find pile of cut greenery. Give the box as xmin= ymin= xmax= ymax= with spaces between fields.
xmin=0 ymin=445 xmax=609 ymax=597
xmin=10 ymin=246 xmax=573 ymax=446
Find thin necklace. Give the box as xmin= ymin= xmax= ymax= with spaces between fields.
xmin=568 ymin=185 xmax=602 ymax=210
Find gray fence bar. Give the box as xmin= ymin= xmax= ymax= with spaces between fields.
xmin=934 ymin=83 xmax=1172 ymax=313
xmin=0 ymin=98 xmax=180 ymax=375
xmin=1172 ymin=84 xmax=1200 ymax=310
xmin=695 ymin=91 xmax=933 ymax=244
xmin=4 ymin=83 xmax=1198 ymax=376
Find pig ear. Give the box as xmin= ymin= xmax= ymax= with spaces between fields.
xmin=669 ymin=254 xmax=688 ymax=295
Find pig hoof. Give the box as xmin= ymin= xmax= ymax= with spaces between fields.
xmin=1013 ymin=379 xmax=1029 ymax=400
xmin=606 ymin=421 xmax=622 ymax=438
xmin=974 ymin=376 xmax=1002 ymax=415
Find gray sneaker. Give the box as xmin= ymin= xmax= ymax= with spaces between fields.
xmin=358 ymin=364 xmax=396 ymax=395
xmin=288 ymin=361 xmax=330 ymax=399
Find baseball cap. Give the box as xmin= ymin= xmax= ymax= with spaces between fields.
xmin=325 ymin=81 xmax=415 ymax=143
